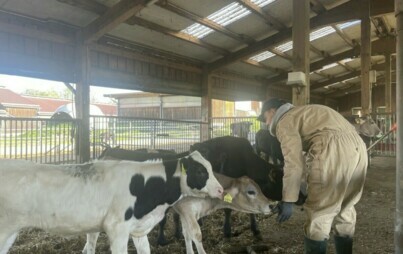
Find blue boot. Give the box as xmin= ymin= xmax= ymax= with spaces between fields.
xmin=304 ymin=237 xmax=327 ymax=254
xmin=334 ymin=235 xmax=353 ymax=254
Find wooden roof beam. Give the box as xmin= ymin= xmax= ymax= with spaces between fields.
xmin=57 ymin=0 xmax=107 ymax=14
xmin=235 ymin=0 xmax=286 ymax=30
xmin=266 ymin=36 xmax=395 ymax=85
xmin=332 ymin=24 xmax=356 ymax=47
xmin=126 ymin=17 xmax=230 ymax=55
xmin=81 ymin=0 xmax=152 ymax=44
xmin=156 ymin=0 xmax=255 ymax=45
xmin=311 ymin=70 xmax=361 ymax=90
xmin=310 ymin=0 xmax=326 ymax=14
xmin=242 ymin=59 xmax=288 ymax=75
xmin=324 ymin=75 xmax=397 ymax=97
xmin=311 ymin=61 xmax=390 ymax=90
xmin=207 ymin=0 xmax=394 ymax=72
xmin=268 ymin=48 xmax=292 ymax=61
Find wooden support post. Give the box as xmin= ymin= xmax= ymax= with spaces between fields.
xmin=361 ymin=0 xmax=372 ymax=116
xmin=395 ymin=0 xmax=403 ymax=250
xmin=201 ymin=68 xmax=212 ymax=141
xmin=75 ymin=44 xmax=91 ymax=163
xmin=292 ymin=0 xmax=310 ymax=106
xmin=385 ymin=53 xmax=392 ymax=113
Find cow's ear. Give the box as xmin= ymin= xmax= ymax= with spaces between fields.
xmin=268 ymin=168 xmax=282 ymax=182
xmin=181 ymin=157 xmax=190 ymax=172
xmin=268 ymin=170 xmax=276 ymax=182
xmin=192 ymin=145 xmax=210 ymax=159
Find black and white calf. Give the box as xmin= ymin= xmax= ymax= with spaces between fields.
xmin=0 ymin=151 xmax=223 ymax=254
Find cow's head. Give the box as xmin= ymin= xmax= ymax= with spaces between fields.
xmin=224 ymin=175 xmax=277 ymax=215
xmin=180 ymin=150 xmax=223 ymax=200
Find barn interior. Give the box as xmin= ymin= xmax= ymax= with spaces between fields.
xmin=0 ymin=0 xmax=402 ymax=253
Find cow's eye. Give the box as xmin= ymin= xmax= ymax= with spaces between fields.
xmin=247 ymin=190 xmax=256 ymax=196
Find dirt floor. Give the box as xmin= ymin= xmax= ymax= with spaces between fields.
xmin=8 ymin=156 xmax=395 ymax=254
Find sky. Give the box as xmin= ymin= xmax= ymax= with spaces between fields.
xmin=0 ymin=74 xmax=137 ymax=104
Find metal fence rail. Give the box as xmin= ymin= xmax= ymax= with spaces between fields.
xmin=210 ymin=117 xmax=263 ymax=144
xmin=372 ymin=113 xmax=397 ymax=157
xmin=90 ymin=116 xmax=207 ymax=158
xmin=0 ymin=117 xmax=79 ymax=164
xmin=1 ymin=114 xmax=395 ymax=164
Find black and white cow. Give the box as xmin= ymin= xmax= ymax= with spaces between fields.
xmin=0 ymin=152 xmax=223 ymax=254
xmin=190 ymin=136 xmax=306 ymax=238
xmin=254 ymin=129 xmax=284 ymax=165
xmin=230 ymin=121 xmax=252 ymax=139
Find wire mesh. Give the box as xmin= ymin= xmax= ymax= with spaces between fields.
xmin=90 ymin=116 xmax=206 ymax=158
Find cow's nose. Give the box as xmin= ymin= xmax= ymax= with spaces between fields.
xmin=269 ymin=204 xmax=279 ymax=213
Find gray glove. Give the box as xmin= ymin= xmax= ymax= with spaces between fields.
xmin=276 ymin=201 xmax=293 ymax=223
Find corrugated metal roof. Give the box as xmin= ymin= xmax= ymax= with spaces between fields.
xmin=182 ymin=0 xmax=276 ymax=38
xmin=0 ymin=0 xmax=396 ymax=98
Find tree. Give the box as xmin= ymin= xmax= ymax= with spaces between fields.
xmin=23 ymin=88 xmax=73 ymax=99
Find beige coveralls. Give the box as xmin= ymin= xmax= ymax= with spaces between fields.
xmin=273 ymin=104 xmax=368 ymax=241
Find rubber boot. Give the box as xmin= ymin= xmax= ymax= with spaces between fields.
xmin=304 ymin=237 xmax=327 ymax=254
xmin=334 ymin=235 xmax=353 ymax=254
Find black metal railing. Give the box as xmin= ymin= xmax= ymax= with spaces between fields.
xmin=1 ymin=113 xmax=395 ymax=164
xmin=210 ymin=117 xmax=263 ymax=144
xmin=0 ymin=117 xmax=79 ymax=164
xmin=90 ymin=116 xmax=207 ymax=158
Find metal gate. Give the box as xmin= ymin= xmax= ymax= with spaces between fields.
xmin=90 ymin=116 xmax=207 ymax=158
xmin=0 ymin=117 xmax=79 ymax=164
xmin=372 ymin=113 xmax=397 ymax=157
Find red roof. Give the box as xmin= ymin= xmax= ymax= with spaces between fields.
xmin=0 ymin=88 xmax=117 ymax=116
xmin=24 ymin=96 xmax=71 ymax=113
xmin=94 ymin=103 xmax=117 ymax=116
xmin=0 ymin=88 xmax=37 ymax=107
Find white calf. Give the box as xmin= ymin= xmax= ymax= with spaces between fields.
xmin=0 ymin=151 xmax=223 ymax=254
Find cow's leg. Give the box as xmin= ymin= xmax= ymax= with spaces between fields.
xmin=181 ymin=221 xmax=195 ymax=254
xmin=132 ymin=235 xmax=150 ymax=254
xmin=82 ymin=232 xmax=100 ymax=254
xmin=249 ymin=214 xmax=261 ymax=239
xmin=223 ymin=209 xmax=232 ymax=238
xmin=173 ymin=213 xmax=181 ymax=239
xmin=186 ymin=219 xmax=206 ymax=254
xmin=180 ymin=213 xmax=206 ymax=254
xmin=0 ymin=232 xmax=18 ymax=254
xmin=105 ymin=225 xmax=129 ymax=254
xmin=157 ymin=214 xmax=169 ymax=246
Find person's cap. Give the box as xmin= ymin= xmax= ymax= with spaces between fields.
xmin=257 ymin=98 xmax=287 ymax=122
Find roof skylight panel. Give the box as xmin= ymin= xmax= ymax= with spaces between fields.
xmin=252 ymin=0 xmax=277 ymax=8
xmin=249 ymin=51 xmax=276 ymax=62
xmin=208 ymin=3 xmax=250 ymax=26
xmin=181 ymin=1 xmax=278 ymax=39
xmin=310 ymin=26 xmax=336 ymax=41
xmin=275 ymin=41 xmax=293 ymax=52
xmin=320 ymin=63 xmax=338 ymax=71
xmin=182 ymin=23 xmax=214 ymax=38
xmin=338 ymin=20 xmax=361 ymax=30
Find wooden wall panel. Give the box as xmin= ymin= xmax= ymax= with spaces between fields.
xmin=337 ymin=84 xmax=397 ymax=115
xmin=90 ymin=48 xmax=202 ymax=96
xmin=211 ymin=75 xmax=264 ymax=101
